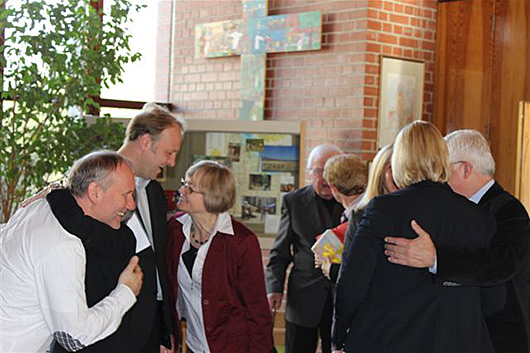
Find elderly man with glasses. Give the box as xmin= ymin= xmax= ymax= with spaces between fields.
xmin=266 ymin=144 xmax=344 ymax=353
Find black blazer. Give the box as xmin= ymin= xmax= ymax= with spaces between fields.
xmin=143 ymin=181 xmax=173 ymax=348
xmin=266 ymin=185 xmax=343 ymax=326
xmin=333 ymin=181 xmax=498 ymax=353
xmin=436 ymin=182 xmax=530 ymax=352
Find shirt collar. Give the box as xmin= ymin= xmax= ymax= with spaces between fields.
xmin=343 ymin=200 xmax=358 ymax=220
xmin=469 ymin=179 xmax=495 ymax=204
xmin=176 ymin=211 xmax=234 ymax=240
xmin=135 ymin=177 xmax=150 ymax=191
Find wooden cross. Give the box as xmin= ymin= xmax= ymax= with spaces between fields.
xmin=195 ymin=0 xmax=322 ymax=121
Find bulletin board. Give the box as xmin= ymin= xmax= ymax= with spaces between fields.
xmin=160 ymin=119 xmax=303 ymax=235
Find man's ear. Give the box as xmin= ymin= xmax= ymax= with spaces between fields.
xmin=87 ymin=182 xmax=101 ymax=204
xmin=463 ymin=162 xmax=474 ymax=179
xmin=329 ymin=184 xmax=341 ymax=201
xmin=138 ymin=133 xmax=153 ymax=152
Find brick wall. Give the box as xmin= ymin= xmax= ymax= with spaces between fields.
xmin=156 ymin=0 xmax=437 ymax=165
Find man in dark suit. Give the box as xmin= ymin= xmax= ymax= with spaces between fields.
xmin=266 ymin=144 xmax=344 ymax=353
xmin=385 ymin=129 xmax=530 ymax=353
xmin=333 ymin=122 xmax=499 ymax=353
xmin=117 ymin=103 xmax=185 ymax=353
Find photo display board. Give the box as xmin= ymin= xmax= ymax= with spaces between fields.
xmin=160 ymin=120 xmax=302 ymax=235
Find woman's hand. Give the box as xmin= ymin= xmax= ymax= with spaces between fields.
xmin=314 ymin=254 xmax=323 ymax=269
xmin=315 ymin=254 xmax=332 ymax=280
xmin=320 ymin=257 xmax=332 ymax=280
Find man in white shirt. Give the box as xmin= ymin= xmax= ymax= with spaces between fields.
xmin=0 ymin=150 xmax=143 ymax=352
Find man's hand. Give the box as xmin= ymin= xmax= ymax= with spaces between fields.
xmin=267 ymin=292 xmax=283 ymax=311
xmin=384 ymin=220 xmax=436 ymax=268
xmin=118 ymin=256 xmax=143 ymax=296
xmin=332 ymin=350 xmax=343 ymax=353
xmin=21 ymin=182 xmax=63 ymax=207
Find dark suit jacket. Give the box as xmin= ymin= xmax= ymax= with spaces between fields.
xmin=333 ymin=181 xmax=498 ymax=353
xmin=329 ymin=210 xmax=363 ymax=283
xmin=266 ymin=185 xmax=343 ymax=327
xmin=142 ymin=181 xmax=173 ymax=348
xmin=436 ymin=182 xmax=530 ymax=352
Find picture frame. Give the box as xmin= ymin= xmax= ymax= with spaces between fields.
xmin=377 ymin=56 xmax=425 ymax=148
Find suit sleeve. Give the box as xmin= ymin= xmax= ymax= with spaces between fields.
xmin=36 ymin=240 xmax=136 ymax=351
xmin=332 ymin=201 xmax=382 ymax=350
xmin=436 ymin=198 xmax=530 ymax=286
xmin=47 ymin=190 xmax=135 ymax=258
xmin=265 ymin=194 xmax=294 ymax=294
xmin=235 ymin=231 xmax=274 ymax=352
xmin=331 ymin=212 xmax=362 ymax=284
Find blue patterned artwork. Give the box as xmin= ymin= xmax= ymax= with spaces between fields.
xmin=195 ymin=0 xmax=322 ymax=120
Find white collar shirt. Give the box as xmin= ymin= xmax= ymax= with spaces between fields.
xmin=128 ymin=177 xmax=163 ymax=300
xmin=343 ymin=199 xmax=359 ymax=222
xmin=469 ymin=179 xmax=495 ymax=204
xmin=176 ymin=212 xmax=233 ymax=353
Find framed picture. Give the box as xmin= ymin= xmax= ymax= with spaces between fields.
xmin=377 ymin=56 xmax=425 ymax=148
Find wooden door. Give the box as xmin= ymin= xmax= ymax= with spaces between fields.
xmin=515 ymin=101 xmax=530 ymax=213
xmin=433 ymin=0 xmax=494 ymax=136
xmin=490 ymin=0 xmax=530 ymax=193
xmin=434 ymin=0 xmax=530 ymax=194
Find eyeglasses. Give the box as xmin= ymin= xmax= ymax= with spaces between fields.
xmin=450 ymin=161 xmax=466 ymax=166
xmin=310 ymin=168 xmax=324 ymax=177
xmin=180 ymin=178 xmax=204 ymax=195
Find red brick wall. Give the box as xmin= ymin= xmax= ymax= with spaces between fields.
xmin=156 ymin=0 xmax=437 ymax=165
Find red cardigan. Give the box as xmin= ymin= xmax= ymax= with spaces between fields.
xmin=167 ymin=213 xmax=274 ymax=353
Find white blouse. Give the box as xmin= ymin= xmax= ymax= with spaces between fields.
xmin=175 ymin=212 xmax=234 ymax=352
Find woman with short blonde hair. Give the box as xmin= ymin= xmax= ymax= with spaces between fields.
xmin=167 ymin=160 xmax=273 ymax=353
xmin=184 ymin=160 xmax=236 ymax=214
xmin=391 ymin=120 xmax=450 ymax=189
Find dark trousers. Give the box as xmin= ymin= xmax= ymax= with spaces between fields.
xmin=139 ymin=301 xmax=163 ymax=353
xmin=488 ymin=321 xmax=527 ymax=353
xmin=285 ymin=290 xmax=333 ymax=353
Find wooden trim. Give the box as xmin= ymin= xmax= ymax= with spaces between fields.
xmin=95 ymin=98 xmax=174 ymax=111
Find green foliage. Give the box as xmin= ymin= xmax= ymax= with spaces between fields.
xmin=0 ymin=0 xmax=144 ymax=222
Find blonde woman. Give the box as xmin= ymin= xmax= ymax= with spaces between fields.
xmin=332 ymin=121 xmax=500 ymax=353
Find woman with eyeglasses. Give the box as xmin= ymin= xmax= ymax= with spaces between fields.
xmin=166 ymin=160 xmax=274 ymax=353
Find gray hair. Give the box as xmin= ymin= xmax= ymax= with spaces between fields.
xmin=67 ymin=150 xmax=134 ymax=197
xmin=125 ymin=102 xmax=186 ymax=142
xmin=444 ymin=129 xmax=495 ymax=177
xmin=306 ymin=144 xmax=343 ymax=170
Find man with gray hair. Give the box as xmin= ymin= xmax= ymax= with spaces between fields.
xmin=0 ymin=150 xmax=143 ymax=352
xmin=266 ymin=144 xmax=344 ymax=353
xmin=384 ymin=129 xmax=530 ymax=352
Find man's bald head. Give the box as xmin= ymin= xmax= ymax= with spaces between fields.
xmin=306 ymin=144 xmax=343 ymax=199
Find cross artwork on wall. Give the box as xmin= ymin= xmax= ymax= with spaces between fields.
xmin=195 ymin=0 xmax=322 ymax=121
